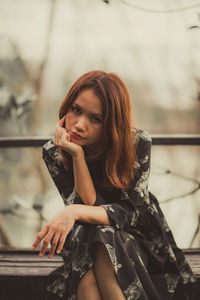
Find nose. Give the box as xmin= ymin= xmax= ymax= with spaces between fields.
xmin=75 ymin=116 xmax=87 ymax=132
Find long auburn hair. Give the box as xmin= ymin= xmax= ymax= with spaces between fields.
xmin=59 ymin=70 xmax=136 ymax=190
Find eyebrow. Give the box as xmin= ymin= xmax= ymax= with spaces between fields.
xmin=73 ymin=102 xmax=103 ymax=118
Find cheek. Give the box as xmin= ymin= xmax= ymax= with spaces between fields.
xmin=94 ymin=127 xmax=103 ymax=140
xmin=65 ymin=113 xmax=75 ymax=128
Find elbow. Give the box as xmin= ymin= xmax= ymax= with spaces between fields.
xmin=77 ymin=192 xmax=96 ymax=206
xmin=84 ymin=196 xmax=96 ymax=206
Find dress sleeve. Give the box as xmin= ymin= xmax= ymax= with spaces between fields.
xmin=42 ymin=140 xmax=82 ymax=206
xmin=100 ymin=130 xmax=152 ymax=230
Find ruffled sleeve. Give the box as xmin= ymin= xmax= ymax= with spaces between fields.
xmin=42 ymin=140 xmax=82 ymax=206
xmin=99 ymin=130 xmax=152 ymax=230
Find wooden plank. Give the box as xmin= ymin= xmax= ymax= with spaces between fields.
xmin=0 ymin=249 xmax=200 ymax=277
xmin=0 ymin=250 xmax=63 ymax=276
xmin=0 ymin=249 xmax=199 ymax=300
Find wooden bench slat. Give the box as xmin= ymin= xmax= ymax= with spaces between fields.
xmin=0 ymin=249 xmax=200 ymax=277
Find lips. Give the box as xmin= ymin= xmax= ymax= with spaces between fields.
xmin=70 ymin=131 xmax=84 ymax=139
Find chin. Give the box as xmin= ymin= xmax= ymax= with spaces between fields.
xmin=70 ymin=138 xmax=85 ymax=146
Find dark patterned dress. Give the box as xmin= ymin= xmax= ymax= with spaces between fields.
xmin=42 ymin=129 xmax=196 ymax=300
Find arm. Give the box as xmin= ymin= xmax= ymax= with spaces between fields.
xmin=99 ymin=130 xmax=152 ymax=230
xmin=73 ymin=204 xmax=110 ymax=225
xmin=32 ymin=204 xmax=110 ymax=258
xmin=72 ymin=151 xmax=97 ymax=206
xmin=42 ymin=141 xmax=74 ymax=204
xmin=43 ymin=141 xmax=105 ymax=207
xmin=53 ymin=117 xmax=97 ymax=205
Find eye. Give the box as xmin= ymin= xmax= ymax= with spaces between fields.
xmin=71 ymin=105 xmax=81 ymax=115
xmin=91 ymin=116 xmax=102 ymax=124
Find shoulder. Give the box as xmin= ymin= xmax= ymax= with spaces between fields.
xmin=132 ymin=128 xmax=152 ymax=144
xmin=132 ymin=128 xmax=152 ymax=161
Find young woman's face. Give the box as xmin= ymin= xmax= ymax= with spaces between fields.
xmin=65 ymin=89 xmax=103 ymax=150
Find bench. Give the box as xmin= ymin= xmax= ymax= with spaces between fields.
xmin=0 ymin=249 xmax=199 ymax=299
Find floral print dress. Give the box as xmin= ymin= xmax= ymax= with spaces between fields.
xmin=42 ymin=129 xmax=196 ymax=300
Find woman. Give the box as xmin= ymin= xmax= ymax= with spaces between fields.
xmin=32 ymin=71 xmax=196 ymax=300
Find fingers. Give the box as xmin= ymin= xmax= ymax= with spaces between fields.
xmin=32 ymin=225 xmax=54 ymax=257
xmin=32 ymin=207 xmax=75 ymax=258
xmin=58 ymin=116 xmax=66 ymax=127
xmin=39 ymin=228 xmax=54 ymax=257
xmin=32 ymin=224 xmax=68 ymax=258
xmin=60 ymin=131 xmax=71 ymax=146
xmin=56 ymin=231 xmax=68 ymax=254
xmin=54 ymin=129 xmax=70 ymax=146
xmin=48 ymin=232 xmax=60 ymax=258
xmin=32 ymin=226 xmax=48 ymax=250
xmin=53 ymin=125 xmax=63 ymax=145
xmin=53 ymin=118 xmax=70 ymax=146
xmin=66 ymin=131 xmax=70 ymax=142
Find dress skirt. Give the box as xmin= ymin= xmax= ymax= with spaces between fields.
xmin=45 ymin=195 xmax=196 ymax=300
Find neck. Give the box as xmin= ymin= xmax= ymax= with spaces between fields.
xmin=84 ymin=146 xmax=99 ymax=161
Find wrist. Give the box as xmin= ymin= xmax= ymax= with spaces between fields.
xmin=72 ymin=148 xmax=84 ymax=160
xmin=68 ymin=204 xmax=81 ymax=221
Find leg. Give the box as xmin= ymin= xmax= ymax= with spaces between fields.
xmin=93 ymin=242 xmax=126 ymax=300
xmin=77 ymin=267 xmax=102 ymax=300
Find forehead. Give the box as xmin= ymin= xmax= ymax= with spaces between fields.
xmin=74 ymin=89 xmax=102 ymax=115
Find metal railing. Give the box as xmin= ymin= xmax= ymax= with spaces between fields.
xmin=0 ymin=134 xmax=200 ymax=147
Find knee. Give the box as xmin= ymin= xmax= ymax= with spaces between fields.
xmin=77 ymin=282 xmax=90 ymax=298
xmin=77 ymin=269 xmax=97 ymax=296
xmin=94 ymin=243 xmax=115 ymax=276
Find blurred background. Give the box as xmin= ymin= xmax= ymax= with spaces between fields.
xmin=0 ymin=0 xmax=199 ymax=249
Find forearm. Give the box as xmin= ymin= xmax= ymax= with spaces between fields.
xmin=72 ymin=204 xmax=110 ymax=225
xmin=73 ymin=152 xmax=96 ymax=205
